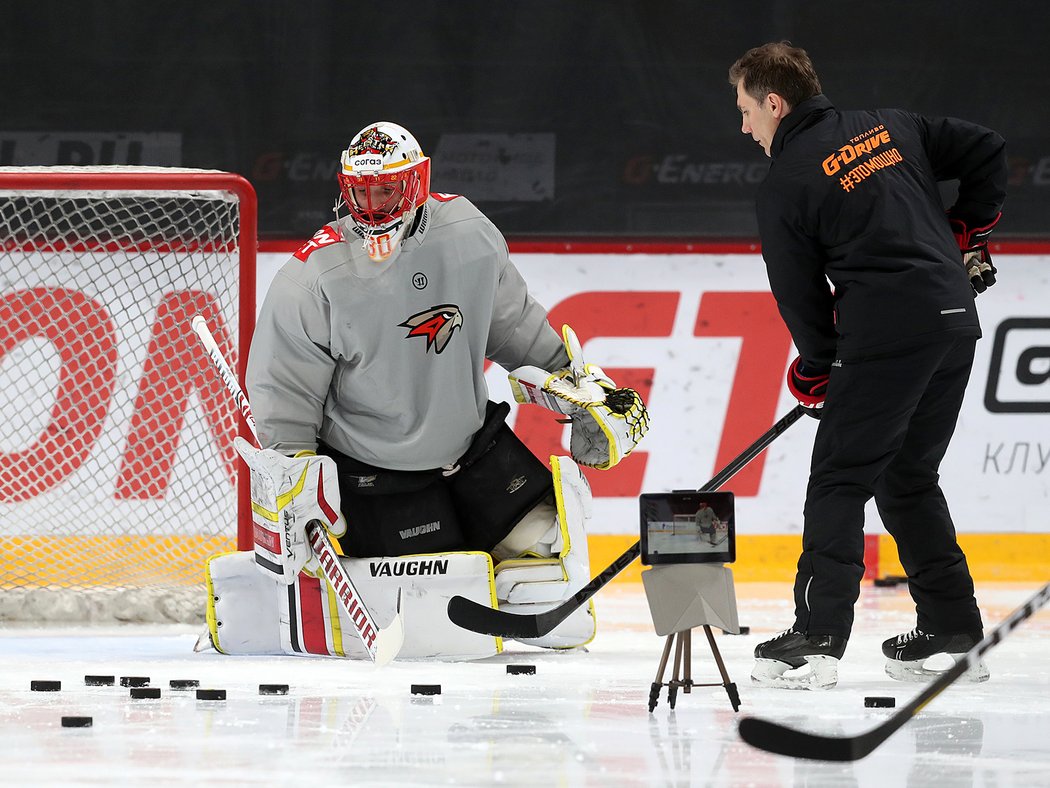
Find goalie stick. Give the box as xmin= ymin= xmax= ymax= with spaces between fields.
xmin=192 ymin=315 xmax=405 ymax=666
xmin=738 ymin=581 xmax=1050 ymax=762
xmin=446 ymin=404 xmax=806 ymax=639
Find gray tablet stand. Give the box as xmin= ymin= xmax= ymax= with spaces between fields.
xmin=641 ymin=563 xmax=741 ymax=712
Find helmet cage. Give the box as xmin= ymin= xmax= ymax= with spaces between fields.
xmin=337 ymin=159 xmax=430 ymax=234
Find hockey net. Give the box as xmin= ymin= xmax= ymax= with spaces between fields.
xmin=0 ymin=167 xmax=255 ymax=623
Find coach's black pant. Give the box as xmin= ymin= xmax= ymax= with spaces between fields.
xmin=793 ymin=335 xmax=984 ymax=638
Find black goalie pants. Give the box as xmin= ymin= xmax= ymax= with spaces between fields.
xmin=793 ymin=335 xmax=984 ymax=638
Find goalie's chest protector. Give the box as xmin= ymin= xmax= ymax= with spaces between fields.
xmin=305 ymin=197 xmax=504 ymax=469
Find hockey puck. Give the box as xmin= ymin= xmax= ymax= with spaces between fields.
xmin=84 ymin=675 xmax=115 ymax=687
xmin=130 ymin=687 xmax=161 ymax=699
xmin=864 ymin=696 xmax=896 ymax=708
xmin=410 ymin=684 xmax=441 ymax=696
xmin=259 ymin=684 xmax=289 ymax=696
xmin=120 ymin=676 xmax=150 ymax=688
xmin=723 ymin=625 xmax=751 ymax=635
xmin=506 ymin=665 xmax=536 ymax=675
xmin=31 ymin=680 xmax=61 ymax=692
xmin=61 ymin=716 xmax=93 ymax=728
xmin=196 ymin=688 xmax=226 ymax=701
xmin=873 ymin=576 xmax=908 ymax=588
xmin=169 ymin=679 xmax=199 ymax=690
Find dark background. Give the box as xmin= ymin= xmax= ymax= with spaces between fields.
xmin=3 ymin=1 xmax=1046 ymax=240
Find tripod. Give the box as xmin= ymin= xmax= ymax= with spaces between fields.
xmin=648 ymin=624 xmax=740 ymax=713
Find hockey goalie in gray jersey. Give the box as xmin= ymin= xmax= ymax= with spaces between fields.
xmin=203 ymin=121 xmax=649 ymax=660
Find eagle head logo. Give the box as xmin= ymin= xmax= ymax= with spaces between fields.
xmin=399 ymin=305 xmax=464 ymax=354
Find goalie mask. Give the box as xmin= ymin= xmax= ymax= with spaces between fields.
xmin=337 ymin=121 xmax=431 ymax=263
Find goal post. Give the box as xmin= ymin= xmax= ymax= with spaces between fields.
xmin=0 ymin=167 xmax=256 ymax=623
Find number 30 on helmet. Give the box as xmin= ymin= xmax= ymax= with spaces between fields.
xmin=337 ymin=121 xmax=431 ymax=262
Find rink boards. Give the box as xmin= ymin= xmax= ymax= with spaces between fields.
xmin=260 ymin=249 xmax=1050 ymax=581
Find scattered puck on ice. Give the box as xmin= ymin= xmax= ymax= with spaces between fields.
xmin=84 ymin=675 xmax=115 ymax=687
xmin=723 ymin=625 xmax=751 ymax=635
xmin=506 ymin=665 xmax=536 ymax=675
xmin=259 ymin=684 xmax=289 ymax=696
xmin=169 ymin=679 xmax=199 ymax=690
xmin=410 ymin=684 xmax=441 ymax=696
xmin=864 ymin=696 xmax=895 ymax=708
xmin=61 ymin=716 xmax=93 ymax=728
xmin=130 ymin=687 xmax=161 ymax=699
xmin=196 ymin=688 xmax=226 ymax=701
xmin=120 ymin=676 xmax=150 ymax=688
xmin=873 ymin=576 xmax=908 ymax=588
xmin=31 ymin=680 xmax=61 ymax=692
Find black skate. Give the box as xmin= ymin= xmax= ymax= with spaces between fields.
xmin=751 ymin=629 xmax=848 ymax=690
xmin=881 ymin=628 xmax=989 ymax=683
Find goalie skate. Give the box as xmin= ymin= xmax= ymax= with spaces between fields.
xmin=750 ymin=629 xmax=847 ymax=690
xmin=882 ymin=628 xmax=989 ymax=683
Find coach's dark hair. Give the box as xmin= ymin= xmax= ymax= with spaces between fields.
xmin=728 ymin=42 xmax=821 ymax=108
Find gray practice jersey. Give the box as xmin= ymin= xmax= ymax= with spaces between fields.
xmin=247 ymin=194 xmax=568 ymax=470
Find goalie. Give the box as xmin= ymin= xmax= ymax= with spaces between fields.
xmin=204 ymin=121 xmax=649 ymax=660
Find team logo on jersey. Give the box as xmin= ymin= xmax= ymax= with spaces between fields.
xmin=399 ymin=305 xmax=463 ymax=354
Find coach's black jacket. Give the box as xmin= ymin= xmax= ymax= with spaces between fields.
xmin=757 ymin=94 xmax=1007 ymax=368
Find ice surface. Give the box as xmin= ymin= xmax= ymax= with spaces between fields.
xmin=1 ymin=582 xmax=1047 ymax=787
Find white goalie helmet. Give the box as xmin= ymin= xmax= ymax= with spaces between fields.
xmin=337 ymin=121 xmax=431 ymax=262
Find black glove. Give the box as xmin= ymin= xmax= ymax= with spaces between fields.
xmin=787 ymin=356 xmax=830 ymax=419
xmin=948 ymin=211 xmax=1000 ymax=295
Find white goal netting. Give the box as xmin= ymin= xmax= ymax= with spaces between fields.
xmin=0 ymin=167 xmax=254 ymax=623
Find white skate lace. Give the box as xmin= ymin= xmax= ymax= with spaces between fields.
xmin=897 ymin=628 xmax=930 ymax=645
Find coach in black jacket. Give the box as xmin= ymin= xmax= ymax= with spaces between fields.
xmin=729 ymin=42 xmax=1007 ymax=690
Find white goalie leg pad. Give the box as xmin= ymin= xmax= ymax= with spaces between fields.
xmin=205 ymin=550 xmax=500 ymax=660
xmin=203 ymin=552 xmax=283 ymax=655
xmin=493 ymin=455 xmax=597 ymax=648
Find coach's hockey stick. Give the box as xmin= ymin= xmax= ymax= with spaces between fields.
xmin=192 ymin=315 xmax=405 ymax=666
xmin=447 ymin=404 xmax=806 ymax=639
xmin=738 ymin=581 xmax=1050 ymax=761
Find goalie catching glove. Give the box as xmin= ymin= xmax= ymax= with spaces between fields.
xmin=234 ymin=437 xmax=347 ymax=584
xmin=508 ymin=325 xmax=649 ymax=470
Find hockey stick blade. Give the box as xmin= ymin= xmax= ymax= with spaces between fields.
xmin=447 ymin=405 xmax=805 ymax=638
xmin=738 ymin=581 xmax=1050 ymax=762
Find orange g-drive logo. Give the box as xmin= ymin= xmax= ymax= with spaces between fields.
xmin=822 ymin=127 xmax=892 ymax=175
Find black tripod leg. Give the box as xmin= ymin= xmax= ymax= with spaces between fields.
xmin=669 ymin=633 xmax=686 ymax=710
xmin=704 ymin=625 xmax=741 ymax=712
xmin=649 ymin=634 xmax=675 ymax=712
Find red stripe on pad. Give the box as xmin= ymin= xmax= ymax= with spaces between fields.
xmin=253 ymin=523 xmax=281 ymax=554
xmin=317 ymin=472 xmax=339 ymax=524
xmin=296 ymin=572 xmax=331 ymax=656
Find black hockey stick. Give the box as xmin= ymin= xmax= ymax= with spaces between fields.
xmin=446 ymin=404 xmax=806 ymax=639
xmin=738 ymin=581 xmax=1050 ymax=762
